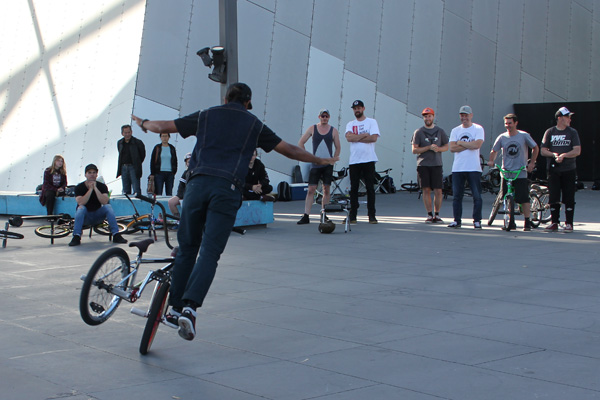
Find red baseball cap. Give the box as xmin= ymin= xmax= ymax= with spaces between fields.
xmin=422 ymin=107 xmax=435 ymax=115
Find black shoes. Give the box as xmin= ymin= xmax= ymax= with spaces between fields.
xmin=68 ymin=235 xmax=81 ymax=247
xmin=297 ymin=214 xmax=309 ymax=224
xmin=112 ymin=233 xmax=127 ymax=244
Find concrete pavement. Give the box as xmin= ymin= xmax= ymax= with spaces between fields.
xmin=1 ymin=188 xmax=599 ymax=399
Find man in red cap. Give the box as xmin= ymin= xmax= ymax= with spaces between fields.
xmin=411 ymin=107 xmax=449 ymax=223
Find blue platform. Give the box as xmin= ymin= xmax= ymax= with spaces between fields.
xmin=0 ymin=192 xmax=273 ymax=227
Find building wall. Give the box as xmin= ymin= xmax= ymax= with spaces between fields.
xmin=2 ymin=0 xmax=599 ymax=193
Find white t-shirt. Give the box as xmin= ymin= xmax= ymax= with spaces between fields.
xmin=449 ymin=123 xmax=485 ymax=172
xmin=345 ymin=117 xmax=380 ymax=165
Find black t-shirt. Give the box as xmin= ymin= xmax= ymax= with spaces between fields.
xmin=75 ymin=181 xmax=109 ymax=212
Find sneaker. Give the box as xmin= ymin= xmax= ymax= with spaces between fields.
xmin=164 ymin=308 xmax=181 ymax=329
xmin=297 ymin=214 xmax=309 ymax=225
xmin=425 ymin=215 xmax=434 ymax=223
xmin=369 ymin=217 xmax=378 ymax=224
xmin=564 ymin=223 xmax=573 ymax=233
xmin=545 ymin=223 xmax=559 ymax=232
xmin=178 ymin=307 xmax=197 ymax=341
xmin=447 ymin=221 xmax=461 ymax=228
xmin=473 ymin=221 xmax=482 ymax=229
xmin=523 ymin=221 xmax=532 ymax=232
xmin=68 ymin=235 xmax=81 ymax=247
xmin=432 ymin=216 xmax=444 ymax=223
xmin=112 ymin=233 xmax=128 ymax=244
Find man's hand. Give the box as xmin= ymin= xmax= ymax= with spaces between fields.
xmin=526 ymin=160 xmax=536 ymax=173
xmin=430 ymin=144 xmax=438 ymax=152
xmin=487 ymin=160 xmax=495 ymax=167
xmin=555 ymin=153 xmax=565 ymax=163
xmin=252 ymin=184 xmax=263 ymax=194
xmin=85 ymin=181 xmax=95 ymax=190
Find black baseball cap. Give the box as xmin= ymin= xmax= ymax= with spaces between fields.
xmin=85 ymin=164 xmax=98 ymax=173
xmin=351 ymin=100 xmax=364 ymax=108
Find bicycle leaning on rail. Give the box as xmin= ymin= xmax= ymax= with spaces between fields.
xmin=79 ymin=238 xmax=176 ymax=355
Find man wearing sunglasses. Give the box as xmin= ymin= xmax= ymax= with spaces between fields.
xmin=297 ymin=109 xmax=341 ymax=224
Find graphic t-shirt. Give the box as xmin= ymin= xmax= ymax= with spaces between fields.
xmin=412 ymin=126 xmax=449 ymax=167
xmin=492 ymin=131 xmax=537 ymax=179
xmin=345 ymin=117 xmax=380 ymax=165
xmin=541 ymin=126 xmax=580 ymax=172
xmin=449 ymin=123 xmax=485 ymax=172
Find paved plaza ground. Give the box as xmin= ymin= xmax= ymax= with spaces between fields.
xmin=1 ymin=188 xmax=600 ymax=399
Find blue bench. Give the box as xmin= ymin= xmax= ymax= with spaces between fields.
xmin=0 ymin=192 xmax=273 ymax=227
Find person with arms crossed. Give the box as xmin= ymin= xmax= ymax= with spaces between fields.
xmin=540 ymin=107 xmax=581 ymax=232
xmin=411 ymin=107 xmax=449 ymax=223
xmin=447 ymin=105 xmax=485 ymax=229
xmin=487 ymin=114 xmax=539 ymax=231
xmin=345 ymin=100 xmax=380 ymax=224
xmin=297 ymin=108 xmax=341 ymax=224
xmin=132 ymin=83 xmax=337 ymax=341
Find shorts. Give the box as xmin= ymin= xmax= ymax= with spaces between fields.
xmin=308 ymin=165 xmax=334 ymax=186
xmin=502 ymin=178 xmax=530 ymax=204
xmin=417 ymin=165 xmax=443 ymax=189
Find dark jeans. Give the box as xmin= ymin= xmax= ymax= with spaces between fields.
xmin=349 ymin=162 xmax=376 ymax=219
xmin=548 ymin=169 xmax=576 ymax=224
xmin=121 ymin=164 xmax=141 ymax=195
xmin=43 ymin=190 xmax=59 ymax=215
xmin=154 ymin=171 xmax=175 ymax=196
xmin=451 ymin=171 xmax=482 ymax=223
xmin=169 ymin=175 xmax=242 ymax=309
xmin=73 ymin=204 xmax=120 ymax=237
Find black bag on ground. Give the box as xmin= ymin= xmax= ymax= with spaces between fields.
xmin=381 ymin=176 xmax=396 ymax=193
xmin=292 ymin=165 xmax=303 ymax=183
xmin=277 ymin=181 xmax=292 ymax=201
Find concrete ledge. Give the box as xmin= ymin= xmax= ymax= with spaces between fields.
xmin=0 ymin=192 xmax=273 ymax=227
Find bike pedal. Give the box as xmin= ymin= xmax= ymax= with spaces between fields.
xmin=80 ymin=274 xmax=87 ymax=281
xmin=130 ymin=307 xmax=147 ymax=318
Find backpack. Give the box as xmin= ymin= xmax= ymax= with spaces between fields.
xmin=292 ymin=165 xmax=303 ymax=183
xmin=381 ymin=176 xmax=396 ymax=193
xmin=277 ymin=181 xmax=292 ymax=201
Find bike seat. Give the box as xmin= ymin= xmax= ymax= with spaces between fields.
xmin=129 ymin=238 xmax=154 ymax=253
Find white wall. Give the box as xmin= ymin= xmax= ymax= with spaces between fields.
xmin=2 ymin=0 xmax=599 ymax=193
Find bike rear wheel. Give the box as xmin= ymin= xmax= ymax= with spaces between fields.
xmin=503 ymin=195 xmax=515 ymax=231
xmin=529 ymin=194 xmax=542 ymax=228
xmin=34 ymin=224 xmax=71 ymax=238
xmin=0 ymin=230 xmax=24 ymax=239
xmin=487 ymin=192 xmax=502 ymax=226
xmin=80 ymin=248 xmax=131 ymax=325
xmin=537 ymin=193 xmax=551 ymax=223
xmin=140 ymin=280 xmax=170 ymax=355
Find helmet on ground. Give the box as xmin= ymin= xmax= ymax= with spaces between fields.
xmin=318 ymin=220 xmax=336 ymax=234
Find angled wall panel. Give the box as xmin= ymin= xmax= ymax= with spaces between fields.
xmin=344 ymin=0 xmax=383 ymax=81
xmin=519 ymin=71 xmax=545 ymax=103
xmin=406 ymin=0 xmax=444 ymax=116
xmin=497 ymin=0 xmax=524 ymax=61
xmin=472 ymin=0 xmax=499 ymax=43
xmin=377 ymin=0 xmax=413 ymax=103
xmin=544 ymin=0 xmax=571 ymax=99
xmin=275 ymin=1 xmax=314 ymax=36
xmin=568 ymin=3 xmax=592 ymax=100
xmin=310 ymin=0 xmax=349 ymax=60
xmin=521 ymin=0 xmax=547 ymax=81
xmin=592 ymin=19 xmax=600 ymax=99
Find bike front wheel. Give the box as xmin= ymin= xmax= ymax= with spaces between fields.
xmin=140 ymin=280 xmax=170 ymax=355
xmin=0 ymin=230 xmax=24 ymax=239
xmin=80 ymin=248 xmax=131 ymax=325
xmin=93 ymin=222 xmax=127 ymax=236
xmin=34 ymin=225 xmax=71 ymax=238
xmin=487 ymin=192 xmax=502 ymax=226
xmin=503 ymin=195 xmax=515 ymax=231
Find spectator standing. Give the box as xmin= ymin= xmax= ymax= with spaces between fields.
xmin=150 ymin=133 xmax=178 ymax=196
xmin=540 ymin=107 xmax=581 ymax=232
xmin=345 ymin=100 xmax=380 ymax=224
xmin=116 ymin=124 xmax=146 ymax=195
xmin=447 ymin=105 xmax=485 ymax=229
xmin=297 ymin=108 xmax=341 ymax=224
xmin=411 ymin=107 xmax=449 ymax=223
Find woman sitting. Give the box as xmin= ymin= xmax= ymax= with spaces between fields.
xmin=40 ymin=155 xmax=68 ymax=215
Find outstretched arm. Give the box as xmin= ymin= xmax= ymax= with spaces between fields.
xmin=132 ymin=115 xmax=178 ymax=134
xmin=274 ymin=141 xmax=338 ymax=165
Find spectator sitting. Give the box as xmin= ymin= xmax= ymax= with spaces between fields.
xmin=39 ymin=154 xmax=68 ymax=215
xmin=243 ymin=150 xmax=275 ymax=201
xmin=69 ymin=164 xmax=127 ymax=247
xmin=168 ymin=152 xmax=192 ymax=218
